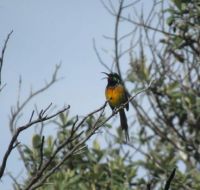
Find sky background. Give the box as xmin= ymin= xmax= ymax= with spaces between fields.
xmin=0 ymin=1 xmax=154 ymax=189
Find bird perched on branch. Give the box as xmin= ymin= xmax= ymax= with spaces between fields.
xmin=103 ymin=72 xmax=129 ymax=141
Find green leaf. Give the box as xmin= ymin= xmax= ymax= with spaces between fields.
xmin=173 ymin=36 xmax=184 ymax=49
xmin=23 ymin=145 xmax=33 ymax=155
xmin=93 ymin=140 xmax=100 ymax=150
xmin=165 ymin=81 xmax=179 ymax=93
xmin=59 ymin=112 xmax=67 ymax=125
xmin=172 ymin=0 xmax=182 ymax=10
xmin=167 ymin=16 xmax=175 ymax=26
xmin=32 ymin=134 xmax=41 ymax=149
xmin=104 ymin=123 xmax=112 ymax=128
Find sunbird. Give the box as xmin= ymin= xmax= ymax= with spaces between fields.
xmin=103 ymin=72 xmax=129 ymax=141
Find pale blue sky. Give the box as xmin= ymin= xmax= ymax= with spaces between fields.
xmin=0 ymin=0 xmax=154 ymax=189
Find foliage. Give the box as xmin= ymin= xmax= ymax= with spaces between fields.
xmin=126 ymin=0 xmax=200 ymax=189
xmin=22 ymin=113 xmax=137 ymax=190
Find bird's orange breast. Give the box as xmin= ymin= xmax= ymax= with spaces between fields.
xmin=105 ymin=84 xmax=126 ymax=108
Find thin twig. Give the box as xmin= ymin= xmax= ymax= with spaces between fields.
xmin=146 ymin=183 xmax=151 ymax=190
xmin=38 ymin=136 xmax=45 ymax=170
xmin=93 ymin=39 xmax=111 ymax=72
xmin=123 ymin=0 xmax=140 ymax=9
xmin=164 ymin=168 xmax=176 ymax=190
xmin=7 ymin=172 xmax=22 ymax=190
xmin=114 ymin=0 xmax=124 ymax=77
xmin=0 ymin=30 xmax=13 ymax=86
xmin=100 ymin=0 xmax=116 ymax=15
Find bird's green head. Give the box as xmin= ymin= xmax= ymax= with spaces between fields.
xmin=102 ymin=72 xmax=121 ymax=86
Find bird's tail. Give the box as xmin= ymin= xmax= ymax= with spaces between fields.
xmin=119 ymin=109 xmax=129 ymax=142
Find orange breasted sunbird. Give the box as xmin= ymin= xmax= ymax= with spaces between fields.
xmin=103 ymin=72 xmax=129 ymax=141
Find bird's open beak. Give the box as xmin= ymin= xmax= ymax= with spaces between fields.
xmin=101 ymin=72 xmax=109 ymax=80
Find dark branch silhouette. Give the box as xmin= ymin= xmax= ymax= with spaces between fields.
xmin=164 ymin=168 xmax=176 ymax=190
xmin=0 ymin=30 xmax=13 ymax=89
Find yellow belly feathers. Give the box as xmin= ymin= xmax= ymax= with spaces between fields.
xmin=105 ymin=84 xmax=126 ymax=108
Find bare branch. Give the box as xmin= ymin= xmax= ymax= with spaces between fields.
xmin=8 ymin=65 xmax=61 ymax=172
xmin=10 ymin=65 xmax=61 ymax=129
xmin=114 ymin=0 xmax=124 ymax=76
xmin=164 ymin=168 xmax=176 ymax=190
xmin=100 ymin=0 xmax=116 ymax=16
xmin=0 ymin=83 xmax=6 ymax=92
xmin=0 ymin=105 xmax=70 ymax=179
xmin=146 ymin=183 xmax=151 ymax=190
xmin=93 ymin=39 xmax=111 ymax=72
xmin=38 ymin=136 xmax=45 ymax=171
xmin=0 ymin=30 xmax=13 ymax=86
xmin=7 ymin=172 xmax=22 ymax=190
xmin=122 ymin=0 xmax=140 ymax=9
